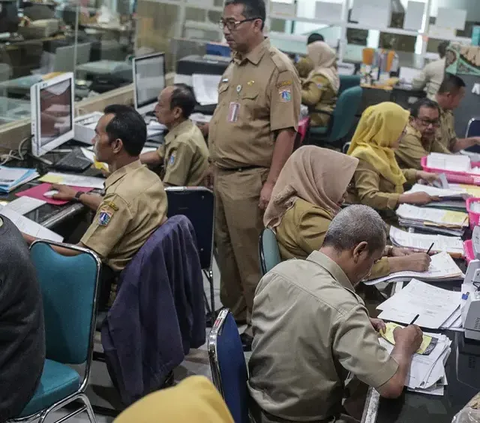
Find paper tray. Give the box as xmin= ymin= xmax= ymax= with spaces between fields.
xmin=421 ymin=156 xmax=480 ymax=186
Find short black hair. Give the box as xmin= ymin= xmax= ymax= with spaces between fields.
xmin=438 ymin=41 xmax=449 ymax=59
xmin=307 ymin=33 xmax=324 ymax=45
xmin=170 ymin=84 xmax=197 ymax=119
xmin=438 ymin=73 xmax=466 ymax=95
xmin=103 ymin=104 xmax=146 ymax=156
xmin=410 ymin=98 xmax=440 ymax=118
xmin=225 ymin=0 xmax=266 ymax=29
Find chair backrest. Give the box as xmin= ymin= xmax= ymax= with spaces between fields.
xmin=30 ymin=241 xmax=101 ymax=365
xmin=466 ymin=118 xmax=480 ymax=138
xmin=208 ymin=309 xmax=249 ymax=423
xmin=327 ymin=85 xmax=363 ymax=144
xmin=259 ymin=228 xmax=282 ymax=276
xmin=339 ymin=74 xmax=361 ymax=94
xmin=165 ymin=187 xmax=214 ymax=271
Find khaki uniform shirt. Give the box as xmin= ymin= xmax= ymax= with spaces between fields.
xmin=248 ymin=251 xmax=398 ymax=422
xmin=157 ymin=119 xmax=209 ymax=186
xmin=437 ymin=107 xmax=458 ymax=152
xmin=81 ymin=160 xmax=167 ymax=272
xmin=349 ymin=159 xmax=417 ymax=211
xmin=209 ymin=38 xmax=301 ymax=170
xmin=395 ymin=123 xmax=450 ymax=170
xmin=302 ymin=74 xmax=338 ymax=127
xmin=295 ymin=56 xmax=314 ymax=79
xmin=276 ymin=198 xmax=390 ymax=279
xmin=411 ymin=58 xmax=446 ymax=100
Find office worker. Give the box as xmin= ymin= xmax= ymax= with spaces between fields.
xmin=0 ymin=216 xmax=45 ymax=422
xmin=295 ymin=32 xmax=325 ymax=79
xmin=412 ymin=41 xmax=448 ymax=100
xmin=395 ymin=98 xmax=449 ymax=170
xmin=24 ymin=105 xmax=168 ymax=274
xmin=435 ymin=74 xmax=480 ymax=152
xmin=265 ymin=146 xmax=431 ymax=277
xmin=204 ymin=0 xmax=300 ymax=348
xmin=301 ymin=41 xmax=339 ymax=128
xmin=347 ymin=102 xmax=438 ymax=212
xmin=140 ymin=84 xmax=209 ymax=186
xmin=249 ymin=205 xmax=423 ymax=423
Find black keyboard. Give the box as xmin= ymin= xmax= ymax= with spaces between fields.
xmin=54 ymin=148 xmax=92 ymax=172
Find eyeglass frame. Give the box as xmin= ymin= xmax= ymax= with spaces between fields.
xmin=219 ymin=17 xmax=262 ymax=31
xmin=414 ymin=117 xmax=440 ymax=128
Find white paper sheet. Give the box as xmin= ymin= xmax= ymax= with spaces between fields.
xmin=0 ymin=167 xmax=29 ymax=185
xmin=5 ymin=197 xmax=46 ymax=215
xmin=39 ymin=173 xmax=105 ymax=190
xmin=404 ymin=1 xmax=425 ymax=31
xmin=192 ymin=74 xmax=222 ymax=106
xmin=396 ymin=204 xmax=469 ymax=227
xmin=427 ymin=153 xmax=471 ymax=172
xmin=406 ymin=184 xmax=469 ymax=199
xmin=315 ymin=1 xmax=342 ymax=22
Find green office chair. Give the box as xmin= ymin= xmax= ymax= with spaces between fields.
xmin=259 ymin=228 xmax=282 ymax=276
xmin=307 ymin=85 xmax=363 ymax=150
xmin=339 ymin=74 xmax=361 ymax=94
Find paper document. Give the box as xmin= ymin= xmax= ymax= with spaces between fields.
xmin=0 ymin=167 xmax=29 ymax=184
xmin=0 ymin=206 xmax=63 ymax=242
xmin=454 ymin=184 xmax=480 ymax=197
xmin=377 ymin=279 xmax=461 ymax=329
xmin=426 ymin=153 xmax=471 ymax=173
xmin=399 ymin=67 xmax=421 ymax=84
xmin=39 ymin=173 xmax=105 ymax=190
xmin=364 ymin=252 xmax=464 ymax=285
xmin=396 ymin=204 xmax=468 ymax=227
xmin=407 ymin=184 xmax=469 ymax=200
xmin=192 ymin=74 xmax=222 ymax=106
xmin=4 ymin=197 xmax=46 ymax=215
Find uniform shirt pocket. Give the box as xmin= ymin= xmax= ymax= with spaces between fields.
xmin=241 ymin=88 xmax=259 ymax=121
xmin=218 ymin=83 xmax=230 ymax=104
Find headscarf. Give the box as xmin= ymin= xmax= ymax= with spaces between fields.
xmin=264 ymin=146 xmax=359 ymax=228
xmin=347 ymin=102 xmax=409 ymax=189
xmin=307 ymin=41 xmax=340 ymax=93
xmin=114 ymin=376 xmax=234 ymax=423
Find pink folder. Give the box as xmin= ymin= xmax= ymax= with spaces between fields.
xmin=16 ymin=183 xmax=94 ymax=206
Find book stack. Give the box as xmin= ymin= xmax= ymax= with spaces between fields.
xmin=0 ymin=166 xmax=39 ymax=194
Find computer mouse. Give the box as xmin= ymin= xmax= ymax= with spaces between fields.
xmin=44 ymin=190 xmax=59 ymax=198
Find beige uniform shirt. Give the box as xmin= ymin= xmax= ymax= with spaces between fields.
xmin=157 ymin=119 xmax=209 ymax=186
xmin=209 ymin=38 xmax=301 ymax=170
xmin=295 ymin=56 xmax=314 ymax=79
xmin=248 ymin=251 xmax=398 ymax=422
xmin=301 ymin=73 xmax=338 ymax=127
xmin=437 ymin=107 xmax=458 ymax=151
xmin=396 ymin=123 xmax=450 ymax=170
xmin=81 ymin=160 xmax=167 ymax=272
xmin=411 ymin=58 xmax=446 ymax=100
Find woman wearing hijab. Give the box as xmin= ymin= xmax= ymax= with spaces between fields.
xmin=301 ymin=41 xmax=339 ymax=127
xmin=114 ymin=376 xmax=234 ymax=423
xmin=264 ymin=146 xmax=432 ymax=278
xmin=348 ymin=102 xmax=438 ymax=211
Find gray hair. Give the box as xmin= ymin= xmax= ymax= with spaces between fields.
xmin=323 ymin=205 xmax=387 ymax=254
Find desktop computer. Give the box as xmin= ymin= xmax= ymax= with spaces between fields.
xmin=132 ymin=52 xmax=166 ymax=115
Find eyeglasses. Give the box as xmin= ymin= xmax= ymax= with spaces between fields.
xmin=416 ymin=117 xmax=440 ymax=128
xmin=219 ymin=17 xmax=261 ymax=31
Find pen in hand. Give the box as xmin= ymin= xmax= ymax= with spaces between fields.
xmin=426 ymin=242 xmax=434 ymax=255
xmin=410 ymin=314 xmax=420 ymax=325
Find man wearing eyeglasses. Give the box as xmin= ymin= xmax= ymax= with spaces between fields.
xmin=395 ymin=98 xmax=449 ymax=170
xmin=204 ymin=0 xmax=300 ymax=349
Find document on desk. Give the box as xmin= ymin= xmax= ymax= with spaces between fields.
xmin=396 ymin=204 xmax=469 ymax=228
xmin=192 ymin=74 xmax=222 ymax=106
xmin=0 ymin=206 xmax=63 ymax=242
xmin=39 ymin=173 xmax=105 ymax=190
xmin=426 ymin=153 xmax=472 ymax=172
xmin=376 ymin=279 xmax=461 ymax=329
xmin=406 ymin=184 xmax=469 ymax=200
xmin=4 ymin=197 xmax=46 ymax=215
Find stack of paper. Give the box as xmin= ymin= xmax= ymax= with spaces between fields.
xmin=39 ymin=172 xmax=105 ymax=189
xmin=396 ymin=204 xmax=469 ymax=236
xmin=427 ymin=153 xmax=471 ymax=173
xmin=192 ymin=74 xmax=222 ymax=106
xmin=389 ymin=226 xmax=464 ymax=257
xmin=406 ymin=184 xmax=469 ymax=211
xmin=0 ymin=166 xmax=39 ymax=193
xmin=4 ymin=197 xmax=46 ymax=215
xmin=364 ymin=252 xmax=464 ymax=285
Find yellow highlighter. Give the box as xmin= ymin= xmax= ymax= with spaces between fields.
xmin=380 ymin=322 xmax=438 ymax=355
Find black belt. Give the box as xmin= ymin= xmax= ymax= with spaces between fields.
xmin=218 ymin=165 xmax=263 ymax=173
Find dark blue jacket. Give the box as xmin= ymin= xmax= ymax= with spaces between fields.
xmin=101 ymin=215 xmax=206 ymax=405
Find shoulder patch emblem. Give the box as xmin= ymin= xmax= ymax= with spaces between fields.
xmin=105 ymin=201 xmax=119 ymax=211
xmin=277 ymin=80 xmax=292 ymax=88
xmin=98 ymin=210 xmax=113 ymax=227
xmin=280 ymin=88 xmax=292 ymax=102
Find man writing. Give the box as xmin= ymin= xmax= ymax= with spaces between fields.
xmin=204 ymin=0 xmax=301 ymax=349
xmin=249 ymin=205 xmax=422 ymax=423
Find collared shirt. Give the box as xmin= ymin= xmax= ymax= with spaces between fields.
xmin=157 ymin=119 xmax=209 ymax=186
xmin=437 ymin=107 xmax=458 ymax=151
xmin=412 ymin=58 xmax=446 ymax=100
xmin=209 ymin=38 xmax=301 ymax=170
xmin=81 ymin=160 xmax=167 ymax=272
xmin=301 ymin=74 xmax=338 ymax=127
xmin=248 ymin=251 xmax=398 ymax=422
xmin=395 ymin=123 xmax=450 ymax=170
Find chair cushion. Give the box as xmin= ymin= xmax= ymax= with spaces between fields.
xmin=20 ymin=359 xmax=81 ymax=417
xmin=310 ymin=126 xmax=328 ymax=135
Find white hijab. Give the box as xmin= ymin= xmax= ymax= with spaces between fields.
xmin=307 ymin=41 xmax=340 ymax=93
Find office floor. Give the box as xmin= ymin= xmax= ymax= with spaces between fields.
xmin=45 ymin=260 xmax=224 ymax=423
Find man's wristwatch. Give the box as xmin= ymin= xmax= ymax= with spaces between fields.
xmin=74 ymin=191 xmax=84 ymax=202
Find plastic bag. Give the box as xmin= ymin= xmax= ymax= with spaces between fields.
xmin=452 ymin=393 xmax=480 ymax=423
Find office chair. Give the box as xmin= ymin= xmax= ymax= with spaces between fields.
xmin=259 ymin=228 xmax=282 ymax=276
xmin=208 ymin=309 xmax=250 ymax=423
xmin=307 ymin=85 xmax=363 ymax=150
xmin=165 ymin=186 xmax=216 ymax=318
xmin=13 ymin=241 xmax=101 ymax=423
xmin=339 ymin=74 xmax=361 ymax=94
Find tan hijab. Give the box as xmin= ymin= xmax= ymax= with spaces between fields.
xmin=264 ymin=146 xmax=359 ymax=228
xmin=307 ymin=41 xmax=340 ymax=93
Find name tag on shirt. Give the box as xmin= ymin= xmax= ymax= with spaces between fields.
xmin=228 ymin=102 xmax=240 ymax=123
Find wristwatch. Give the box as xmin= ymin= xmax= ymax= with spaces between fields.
xmin=74 ymin=191 xmax=84 ymax=202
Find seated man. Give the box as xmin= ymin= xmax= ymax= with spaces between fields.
xmin=395 ymin=98 xmax=449 ymax=170
xmin=0 ymin=216 xmax=45 ymax=421
xmin=140 ymin=84 xmax=209 ymax=186
xmin=248 ymin=205 xmax=422 ymax=423
xmin=24 ymin=105 xmax=168 ymax=275
xmin=436 ymin=74 xmax=480 ymax=152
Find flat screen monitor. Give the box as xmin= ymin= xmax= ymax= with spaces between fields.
xmin=133 ymin=52 xmax=166 ymax=115
xmin=30 ymin=72 xmax=74 ymax=157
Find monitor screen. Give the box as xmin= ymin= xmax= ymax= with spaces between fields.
xmin=134 ymin=53 xmax=165 ymax=112
xmin=39 ymin=78 xmax=73 ymax=148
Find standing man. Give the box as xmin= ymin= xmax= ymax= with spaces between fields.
xmin=206 ymin=0 xmax=301 ymax=349
xmin=435 ymin=74 xmax=480 ymax=152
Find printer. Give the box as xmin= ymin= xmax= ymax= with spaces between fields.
xmin=463 ymin=225 xmax=480 ymax=341
xmin=175 ymin=54 xmax=230 ymax=86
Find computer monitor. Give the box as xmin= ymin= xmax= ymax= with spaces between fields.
xmin=0 ymin=0 xmax=19 ymax=33
xmin=133 ymin=52 xmax=166 ymax=115
xmin=30 ymin=72 xmax=74 ymax=157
